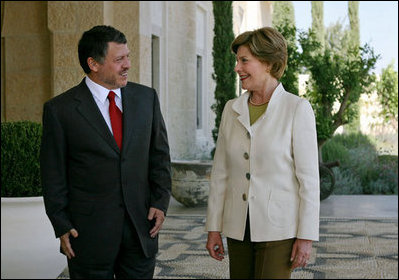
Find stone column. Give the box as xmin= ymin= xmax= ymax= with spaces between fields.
xmin=1 ymin=1 xmax=51 ymax=122
xmin=166 ymin=2 xmax=197 ymax=159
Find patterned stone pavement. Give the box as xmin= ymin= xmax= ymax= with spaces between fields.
xmin=58 ymin=214 xmax=398 ymax=279
xmin=153 ymin=215 xmax=398 ymax=279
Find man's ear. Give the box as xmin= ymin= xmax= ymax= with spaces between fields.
xmin=87 ymin=57 xmax=98 ymax=72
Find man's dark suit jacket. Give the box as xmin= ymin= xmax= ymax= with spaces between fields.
xmin=40 ymin=79 xmax=171 ymax=263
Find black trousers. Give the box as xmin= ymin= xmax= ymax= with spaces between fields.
xmin=67 ymin=213 xmax=156 ymax=279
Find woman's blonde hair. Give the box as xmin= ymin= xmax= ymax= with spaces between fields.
xmin=231 ymin=27 xmax=288 ymax=80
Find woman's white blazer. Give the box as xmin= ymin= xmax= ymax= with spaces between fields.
xmin=205 ymin=83 xmax=320 ymax=242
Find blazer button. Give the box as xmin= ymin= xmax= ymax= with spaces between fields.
xmin=243 ymin=152 xmax=249 ymax=160
xmin=247 ymin=132 xmax=251 ymax=139
xmin=246 ymin=173 xmax=250 ymax=180
xmin=242 ymin=193 xmax=247 ymax=201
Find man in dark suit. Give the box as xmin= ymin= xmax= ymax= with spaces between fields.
xmin=40 ymin=25 xmax=171 ymax=279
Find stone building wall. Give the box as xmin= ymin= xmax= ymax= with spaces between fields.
xmin=0 ymin=1 xmax=215 ymax=160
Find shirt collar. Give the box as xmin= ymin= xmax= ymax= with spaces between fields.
xmin=85 ymin=76 xmax=122 ymax=104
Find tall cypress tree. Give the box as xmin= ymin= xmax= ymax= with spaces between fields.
xmin=272 ymin=1 xmax=300 ymax=95
xmin=345 ymin=1 xmax=361 ymax=133
xmin=348 ymin=1 xmax=360 ymax=47
xmin=272 ymin=1 xmax=295 ymax=28
xmin=311 ymin=1 xmax=325 ymax=51
xmin=211 ymin=1 xmax=236 ymax=157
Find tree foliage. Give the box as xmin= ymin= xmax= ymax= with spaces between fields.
xmin=272 ymin=1 xmax=300 ymax=95
xmin=324 ymin=20 xmax=351 ymax=55
xmin=311 ymin=1 xmax=325 ymax=50
xmin=377 ymin=62 xmax=398 ymax=123
xmin=272 ymin=1 xmax=295 ymax=28
xmin=211 ymin=1 xmax=236 ymax=156
xmin=348 ymin=1 xmax=360 ymax=47
xmin=298 ymin=29 xmax=379 ymax=152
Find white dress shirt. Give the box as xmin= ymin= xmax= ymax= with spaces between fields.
xmin=85 ymin=76 xmax=123 ymax=135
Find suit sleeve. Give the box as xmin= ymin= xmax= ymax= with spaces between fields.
xmin=292 ymin=99 xmax=320 ymax=241
xmin=40 ymin=102 xmax=73 ymax=238
xmin=148 ymin=90 xmax=171 ymax=214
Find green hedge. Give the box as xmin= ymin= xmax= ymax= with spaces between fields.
xmin=1 ymin=121 xmax=42 ymax=197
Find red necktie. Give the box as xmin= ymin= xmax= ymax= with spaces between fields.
xmin=108 ymin=91 xmax=123 ymax=150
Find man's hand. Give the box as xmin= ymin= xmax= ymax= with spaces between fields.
xmin=206 ymin=231 xmax=225 ymax=261
xmin=60 ymin=228 xmax=79 ymax=259
xmin=148 ymin=207 xmax=165 ymax=238
xmin=290 ymin=238 xmax=312 ymax=269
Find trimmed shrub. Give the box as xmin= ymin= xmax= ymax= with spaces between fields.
xmin=1 ymin=121 xmax=42 ymax=197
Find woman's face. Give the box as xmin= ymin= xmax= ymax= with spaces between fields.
xmin=234 ymin=45 xmax=270 ymax=92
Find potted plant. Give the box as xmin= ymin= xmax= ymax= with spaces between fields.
xmin=1 ymin=121 xmax=66 ymax=279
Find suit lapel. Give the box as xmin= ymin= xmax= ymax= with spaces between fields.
xmin=74 ymin=80 xmax=120 ymax=153
xmin=120 ymin=85 xmax=140 ymax=154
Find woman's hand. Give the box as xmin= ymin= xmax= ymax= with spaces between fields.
xmin=290 ymin=238 xmax=312 ymax=269
xmin=206 ymin=231 xmax=225 ymax=261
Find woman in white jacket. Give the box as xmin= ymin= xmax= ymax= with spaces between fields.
xmin=205 ymin=27 xmax=320 ymax=279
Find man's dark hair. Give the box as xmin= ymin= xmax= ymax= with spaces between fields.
xmin=78 ymin=25 xmax=127 ymax=74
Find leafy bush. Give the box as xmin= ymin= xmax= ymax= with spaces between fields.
xmin=322 ymin=132 xmax=398 ymax=195
xmin=367 ymin=155 xmax=398 ymax=194
xmin=324 ymin=131 xmax=378 ymax=151
xmin=1 ymin=121 xmax=42 ymax=197
xmin=321 ymin=139 xmax=350 ymax=165
xmin=332 ymin=168 xmax=363 ymax=194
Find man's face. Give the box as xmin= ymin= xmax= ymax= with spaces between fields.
xmin=92 ymin=42 xmax=131 ymax=90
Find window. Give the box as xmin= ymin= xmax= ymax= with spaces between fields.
xmin=196 ymin=6 xmax=206 ymax=130
xmin=196 ymin=55 xmax=203 ymax=129
xmin=151 ymin=35 xmax=160 ymax=95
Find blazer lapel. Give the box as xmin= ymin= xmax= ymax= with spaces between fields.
xmin=264 ymin=83 xmax=284 ymax=116
xmin=74 ymin=80 xmax=120 ymax=153
xmin=232 ymin=92 xmax=251 ymax=133
xmin=232 ymin=84 xmax=286 ymax=133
